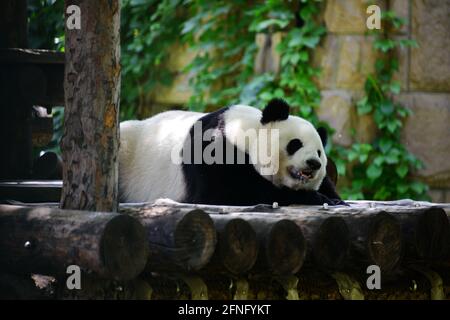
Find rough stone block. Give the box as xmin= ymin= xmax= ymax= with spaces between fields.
xmin=336 ymin=36 xmax=378 ymax=90
xmin=398 ymin=93 xmax=450 ymax=187
xmin=324 ymin=0 xmax=384 ymax=34
xmin=410 ymin=0 xmax=450 ymax=91
xmin=313 ymin=35 xmax=339 ymax=89
xmin=317 ymin=90 xmax=354 ymax=146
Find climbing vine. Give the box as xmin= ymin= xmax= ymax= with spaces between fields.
xmin=336 ymin=10 xmax=428 ymax=200
xmin=183 ymin=0 xmax=325 ymax=122
xmin=181 ymin=1 xmax=257 ymax=111
xmin=120 ymin=0 xmax=188 ymax=119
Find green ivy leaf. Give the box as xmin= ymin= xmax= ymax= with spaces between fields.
xmin=255 ymin=19 xmax=289 ymax=32
xmin=379 ymin=138 xmax=392 ymax=153
xmin=396 ymin=164 xmax=408 ymax=178
xmin=348 ymin=151 xmax=358 ymax=161
xmin=386 ymin=149 xmax=400 ymax=164
xmin=359 ymin=154 xmax=369 ymax=163
xmin=380 ymin=100 xmax=394 ymax=115
xmin=374 ymin=39 xmax=396 ymax=53
xmin=387 ymin=119 xmax=401 ymax=133
xmin=260 ymin=92 xmax=273 ymax=101
xmin=299 ymin=51 xmax=309 ymax=62
xmin=374 ymin=155 xmax=385 ymax=166
xmin=410 ymin=182 xmax=426 ymax=194
xmin=396 ymin=183 xmax=409 ymax=194
xmin=357 ymin=97 xmax=372 ymax=115
xmin=389 ymin=82 xmax=401 ymax=94
xmin=374 ymin=187 xmax=391 ymax=200
xmin=303 ymin=36 xmax=320 ymax=48
xmin=367 ymin=163 xmax=383 ymax=180
xmin=398 ymin=38 xmax=418 ymax=48
xmin=336 ymin=159 xmax=346 ymax=176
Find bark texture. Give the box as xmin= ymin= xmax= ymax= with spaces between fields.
xmin=0 ymin=204 xmax=148 ymax=281
xmin=61 ymin=0 xmax=121 ymax=211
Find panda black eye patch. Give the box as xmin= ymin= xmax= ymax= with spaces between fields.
xmin=317 ymin=150 xmax=321 ymax=157
xmin=286 ymin=139 xmax=303 ymax=155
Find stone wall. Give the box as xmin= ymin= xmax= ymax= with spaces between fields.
xmin=151 ymin=0 xmax=450 ymax=202
xmin=314 ymin=0 xmax=450 ymax=202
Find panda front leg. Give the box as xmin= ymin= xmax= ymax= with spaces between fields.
xmin=319 ymin=193 xmax=348 ymax=206
xmin=318 ymin=176 xmax=347 ymax=205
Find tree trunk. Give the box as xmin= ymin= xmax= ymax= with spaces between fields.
xmin=60 ymin=0 xmax=121 ymax=211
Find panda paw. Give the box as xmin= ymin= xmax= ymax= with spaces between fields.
xmin=329 ymin=198 xmax=349 ymax=206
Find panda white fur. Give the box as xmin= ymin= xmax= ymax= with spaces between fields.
xmin=119 ymin=98 xmax=343 ymax=205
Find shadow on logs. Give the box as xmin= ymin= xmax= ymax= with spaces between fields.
xmin=0 ymin=205 xmax=148 ymax=281
xmin=124 ymin=207 xmax=217 ymax=272
xmin=206 ymin=216 xmax=258 ymax=275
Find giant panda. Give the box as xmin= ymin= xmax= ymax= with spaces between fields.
xmin=119 ymin=98 xmax=344 ymax=206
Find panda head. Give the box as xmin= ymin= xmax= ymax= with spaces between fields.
xmin=255 ymin=98 xmax=328 ymax=191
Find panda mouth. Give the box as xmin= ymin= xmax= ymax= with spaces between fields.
xmin=288 ymin=166 xmax=314 ymax=182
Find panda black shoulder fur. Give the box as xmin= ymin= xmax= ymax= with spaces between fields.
xmin=119 ymin=98 xmax=344 ymax=206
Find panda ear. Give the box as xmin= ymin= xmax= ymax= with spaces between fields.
xmin=317 ymin=127 xmax=328 ymax=147
xmin=261 ymin=98 xmax=290 ymax=124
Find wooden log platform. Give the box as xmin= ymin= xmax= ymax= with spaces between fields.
xmin=1 ymin=199 xmax=449 ymax=299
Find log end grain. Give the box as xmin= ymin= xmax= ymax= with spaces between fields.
xmin=174 ymin=209 xmax=217 ymax=271
xmin=313 ymin=217 xmax=350 ymax=271
xmin=100 ymin=214 xmax=148 ymax=281
xmin=415 ymin=207 xmax=450 ymax=261
xmin=218 ymin=218 xmax=258 ymax=275
xmin=367 ymin=212 xmax=402 ymax=272
xmin=266 ymin=219 xmax=306 ymax=275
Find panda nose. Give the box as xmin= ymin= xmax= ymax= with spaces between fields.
xmin=306 ymin=159 xmax=321 ymax=170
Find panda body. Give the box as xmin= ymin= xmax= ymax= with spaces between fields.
xmin=119 ymin=99 xmax=343 ymax=205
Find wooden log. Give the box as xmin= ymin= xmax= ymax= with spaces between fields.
xmin=296 ymin=215 xmax=351 ymax=271
xmin=206 ymin=215 xmax=258 ymax=275
xmin=234 ymin=216 xmax=306 ymax=275
xmin=0 ymin=204 xmax=148 ymax=281
xmin=122 ymin=206 xmax=217 ymax=272
xmin=395 ymin=207 xmax=450 ymax=262
xmin=340 ymin=211 xmax=403 ymax=272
